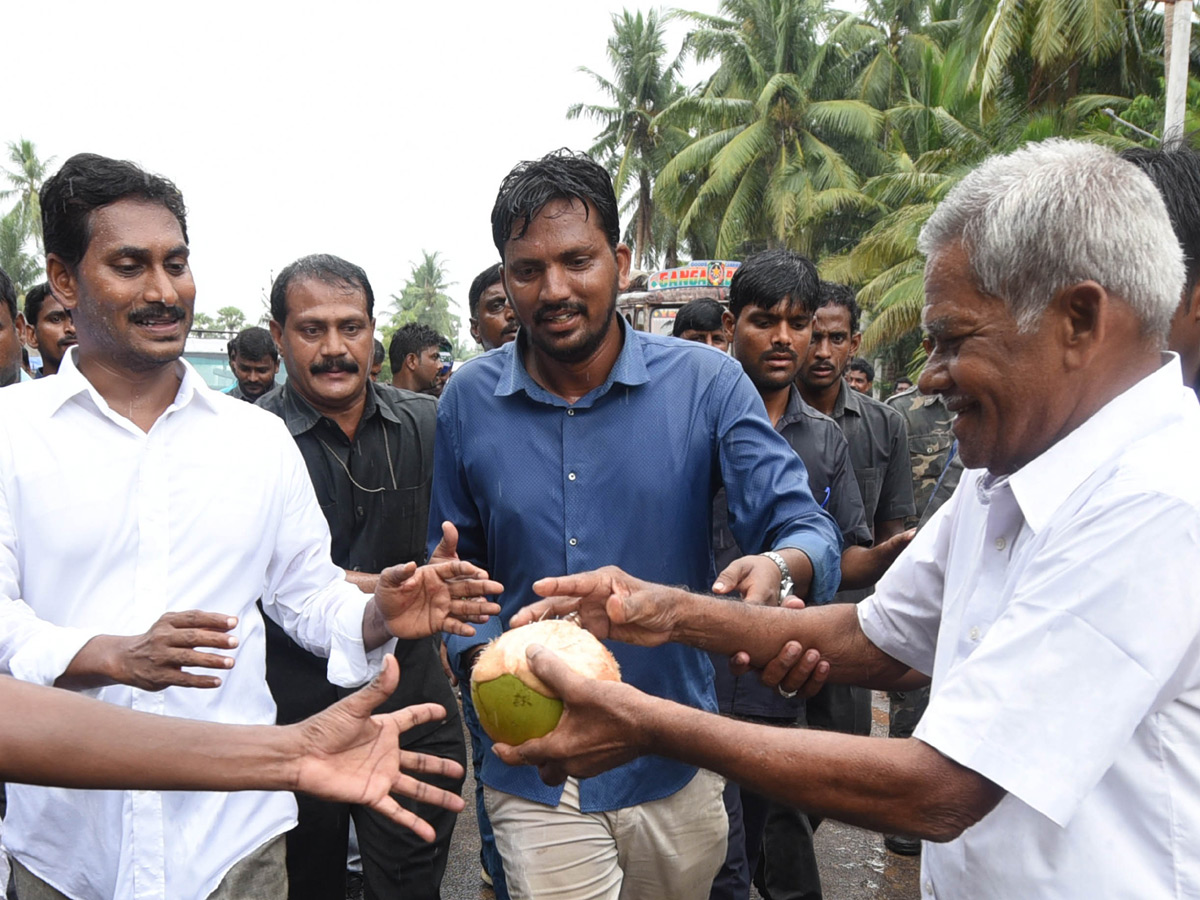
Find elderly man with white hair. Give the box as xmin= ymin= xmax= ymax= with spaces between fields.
xmin=489 ymin=138 xmax=1200 ymax=899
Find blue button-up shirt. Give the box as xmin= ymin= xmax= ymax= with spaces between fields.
xmin=430 ymin=321 xmax=841 ymax=811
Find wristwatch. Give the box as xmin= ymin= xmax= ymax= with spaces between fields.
xmin=760 ymin=551 xmax=793 ymax=603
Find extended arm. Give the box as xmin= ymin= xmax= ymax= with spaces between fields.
xmin=493 ymin=646 xmax=1002 ymax=842
xmin=515 ymin=567 xmax=914 ymax=690
xmin=2 ymin=657 xmax=463 ymax=840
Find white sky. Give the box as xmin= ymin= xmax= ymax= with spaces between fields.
xmin=1 ymin=0 xmax=729 ymax=336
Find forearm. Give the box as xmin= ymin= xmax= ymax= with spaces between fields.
xmin=1 ymin=676 xmax=299 ymax=791
xmin=671 ymin=593 xmax=910 ymax=688
xmin=346 ymin=570 xmax=380 ymax=594
xmin=633 ymin=693 xmax=998 ymax=840
xmin=54 ymin=635 xmax=123 ymax=690
xmin=361 ymin=599 xmax=393 ymax=652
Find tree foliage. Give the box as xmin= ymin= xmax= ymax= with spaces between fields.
xmin=569 ymin=0 xmax=1182 ymax=363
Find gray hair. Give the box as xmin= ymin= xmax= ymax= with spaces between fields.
xmin=918 ymin=138 xmax=1184 ymax=337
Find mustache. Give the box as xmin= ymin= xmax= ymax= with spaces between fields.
xmin=128 ymin=305 xmax=186 ymax=325
xmin=534 ymin=302 xmax=586 ymax=324
xmin=310 ymin=357 xmax=360 ymax=375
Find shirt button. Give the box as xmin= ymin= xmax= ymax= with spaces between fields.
xmin=569 ymin=537 xmax=578 ymax=546
xmin=568 ymin=472 xmax=577 ymax=481
xmin=969 ymin=626 xmax=980 ymax=641
xmin=356 ymin=505 xmax=365 ymax=517
xmin=567 ymin=409 xmax=575 ymax=416
xmin=924 ymin=880 xmax=934 ymax=895
xmin=994 ymin=537 xmax=1006 ymax=551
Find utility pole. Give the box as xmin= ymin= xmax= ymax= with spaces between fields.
xmin=1164 ymin=0 xmax=1194 ymax=143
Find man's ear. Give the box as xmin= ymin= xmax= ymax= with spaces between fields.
xmin=405 ymin=352 xmax=419 ymax=372
xmin=849 ymin=331 xmax=862 ymax=357
xmin=615 ymin=244 xmax=632 ymax=292
xmin=16 ymin=313 xmax=32 ymax=349
xmin=46 ymin=254 xmax=78 ymax=311
xmin=268 ymin=319 xmax=283 ymax=346
xmin=722 ymin=309 xmax=737 ymax=338
xmin=1055 ymin=281 xmax=1106 ymax=369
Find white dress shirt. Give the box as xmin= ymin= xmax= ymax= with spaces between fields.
xmin=0 ymin=350 xmax=393 ymax=900
xmin=859 ymin=356 xmax=1200 ymax=899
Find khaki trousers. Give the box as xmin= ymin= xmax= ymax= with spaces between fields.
xmin=12 ymin=833 xmax=287 ymax=900
xmin=486 ymin=769 xmax=727 ymax=900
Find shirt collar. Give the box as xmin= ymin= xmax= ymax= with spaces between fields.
xmin=494 ymin=316 xmax=651 ymax=404
xmin=278 ymin=380 xmax=389 ymax=437
xmin=777 ymin=385 xmax=815 ymax=429
xmin=1009 ymin=354 xmax=1186 ymax=533
xmin=49 ymin=346 xmax=217 ymax=418
xmin=835 ymin=380 xmax=865 ymax=418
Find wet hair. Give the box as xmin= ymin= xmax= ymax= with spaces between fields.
xmin=727 ymin=250 xmax=821 ymax=320
xmin=848 ymin=357 xmax=875 ymax=382
xmin=373 ymin=338 xmax=385 ymax=367
xmin=469 ymin=263 xmax=504 ymax=318
xmin=817 ymin=281 xmax=862 ymax=333
xmin=491 ymin=149 xmax=620 ymax=256
xmin=40 ymin=153 xmax=188 ymax=269
xmin=228 ymin=326 xmax=278 ymax=363
xmin=672 ymin=298 xmax=726 ymax=336
xmin=1121 ymin=144 xmax=1200 ymax=305
xmin=270 ymin=254 xmax=374 ymax=326
xmin=921 ymin=139 xmax=1182 ymax=336
xmin=0 ymin=267 xmax=15 ymax=324
xmin=388 ymin=322 xmax=442 ymax=373
xmin=22 ymin=283 xmax=53 ymax=326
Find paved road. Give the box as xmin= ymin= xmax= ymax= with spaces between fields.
xmin=440 ymin=692 xmax=920 ymax=900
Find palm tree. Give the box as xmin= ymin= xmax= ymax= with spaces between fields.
xmin=966 ymin=0 xmax=1160 ymax=119
xmin=388 ymin=250 xmax=462 ymax=344
xmin=0 ymin=139 xmax=54 ymax=254
xmin=656 ymin=0 xmax=884 ymax=260
xmin=569 ymin=9 xmax=690 ymax=269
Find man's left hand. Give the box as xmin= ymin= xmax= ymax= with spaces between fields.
xmin=713 ymin=554 xmax=782 ymax=606
xmin=374 ymin=560 xmax=503 ymax=640
xmin=491 ymin=644 xmax=646 ymax=784
xmin=292 ymin=656 xmax=465 ymax=841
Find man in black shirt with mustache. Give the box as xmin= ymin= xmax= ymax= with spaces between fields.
xmin=258 ymin=254 xmax=465 ymax=900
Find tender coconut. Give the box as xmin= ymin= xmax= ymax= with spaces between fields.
xmin=470 ymin=619 xmax=621 ymax=745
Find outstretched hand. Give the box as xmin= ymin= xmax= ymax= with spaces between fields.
xmin=513 ymin=566 xmax=681 ymax=647
xmin=491 ymin=644 xmax=645 ymax=785
xmin=374 ymin=559 xmax=503 ymax=640
xmin=726 ymin=596 xmax=830 ymax=698
xmin=292 ymin=656 xmax=465 ymax=840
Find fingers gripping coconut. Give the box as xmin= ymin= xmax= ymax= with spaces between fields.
xmin=470 ymin=619 xmax=621 ymax=745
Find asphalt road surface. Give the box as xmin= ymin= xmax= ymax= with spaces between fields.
xmin=440 ymin=692 xmax=920 ymax=900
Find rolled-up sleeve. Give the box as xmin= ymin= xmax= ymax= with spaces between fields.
xmin=716 ymin=365 xmax=843 ymax=604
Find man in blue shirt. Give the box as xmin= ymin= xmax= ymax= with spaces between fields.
xmin=429 ymin=151 xmax=842 ymax=899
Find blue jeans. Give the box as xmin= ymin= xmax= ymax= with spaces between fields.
xmin=461 ymin=687 xmax=510 ymax=900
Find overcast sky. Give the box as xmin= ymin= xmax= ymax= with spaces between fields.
xmin=2 ymin=0 xmax=741 ymax=336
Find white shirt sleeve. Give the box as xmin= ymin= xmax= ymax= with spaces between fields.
xmin=258 ymin=426 xmax=396 ymax=688
xmin=0 ymin=440 xmax=102 ymax=689
xmin=857 ymin=477 xmax=962 ymax=676
xmin=915 ymin=489 xmax=1200 ymax=827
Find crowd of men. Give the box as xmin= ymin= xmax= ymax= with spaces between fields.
xmin=0 ymin=135 xmax=1198 ymax=900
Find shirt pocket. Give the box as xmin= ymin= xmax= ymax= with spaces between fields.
xmin=855 ymin=467 xmax=881 ymax=525
xmin=375 ymin=482 xmax=431 ymax=565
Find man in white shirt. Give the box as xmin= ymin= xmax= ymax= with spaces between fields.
xmin=0 ymin=152 xmax=501 ymax=900
xmin=490 ymin=139 xmax=1200 ymax=899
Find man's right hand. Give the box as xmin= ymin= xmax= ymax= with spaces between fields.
xmin=514 ymin=566 xmax=683 ymax=646
xmin=58 ymin=611 xmax=239 ymax=692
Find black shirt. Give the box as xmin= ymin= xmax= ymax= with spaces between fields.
xmin=712 ymin=385 xmax=870 ymax=717
xmin=256 ymin=381 xmax=458 ymax=744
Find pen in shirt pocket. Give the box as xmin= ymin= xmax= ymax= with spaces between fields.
xmin=821 ymin=487 xmax=831 ymax=509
